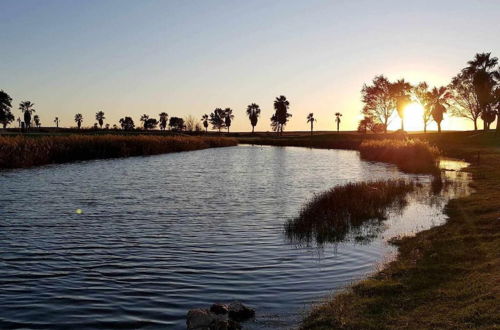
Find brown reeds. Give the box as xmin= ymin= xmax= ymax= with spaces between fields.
xmin=359 ymin=138 xmax=440 ymax=174
xmin=285 ymin=179 xmax=414 ymax=245
xmin=0 ymin=135 xmax=237 ymax=168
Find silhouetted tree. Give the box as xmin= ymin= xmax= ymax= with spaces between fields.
xmin=95 ymin=111 xmax=105 ymax=128
xmin=105 ymin=123 xmax=110 ymax=130
xmin=145 ymin=118 xmax=158 ymax=129
xmin=361 ymin=75 xmax=394 ymax=133
xmin=169 ymin=116 xmax=185 ymax=131
xmin=224 ymin=108 xmax=234 ymax=133
xmin=465 ymin=53 xmax=498 ymax=131
xmin=335 ymin=112 xmax=342 ymax=132
xmin=414 ymin=82 xmax=433 ymax=133
xmin=201 ymin=114 xmax=209 ymax=133
xmin=33 ymin=115 xmax=41 ymax=128
xmin=391 ymin=79 xmax=412 ymax=131
xmin=429 ymin=87 xmax=451 ymax=133
xmin=54 ymin=117 xmax=59 ymax=128
xmin=119 ymin=116 xmax=135 ymax=130
xmin=74 ymin=113 xmax=83 ymax=129
xmin=140 ymin=114 xmax=150 ymax=130
xmin=273 ymin=95 xmax=291 ymax=135
xmin=246 ymin=103 xmax=260 ymax=133
xmin=19 ymin=101 xmax=35 ymax=130
xmin=0 ymin=90 xmax=14 ymax=129
xmin=357 ymin=115 xmax=385 ymax=134
xmin=209 ymin=108 xmax=225 ymax=132
xmin=159 ymin=112 xmax=168 ymax=130
xmin=307 ymin=113 xmax=316 ymax=136
xmin=448 ymin=72 xmax=482 ymax=131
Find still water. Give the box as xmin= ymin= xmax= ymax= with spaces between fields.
xmin=0 ymin=145 xmax=470 ymax=329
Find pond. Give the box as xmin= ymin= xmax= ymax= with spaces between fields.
xmin=0 ymin=145 xmax=471 ymax=329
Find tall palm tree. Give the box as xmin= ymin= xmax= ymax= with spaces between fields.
xmin=33 ymin=115 xmax=41 ymax=128
xmin=19 ymin=101 xmax=35 ymax=130
xmin=246 ymin=103 xmax=261 ymax=134
xmin=74 ymin=113 xmax=83 ymax=129
xmin=306 ymin=113 xmax=316 ymax=136
xmin=54 ymin=117 xmax=59 ymax=128
xmin=391 ymin=79 xmax=412 ymax=131
xmin=465 ymin=53 xmax=498 ymax=131
xmin=224 ymin=108 xmax=234 ymax=133
xmin=335 ymin=112 xmax=342 ymax=132
xmin=95 ymin=111 xmax=105 ymax=128
xmin=201 ymin=114 xmax=209 ymax=133
xmin=140 ymin=114 xmax=149 ymax=130
xmin=159 ymin=112 xmax=168 ymax=130
xmin=429 ymin=86 xmax=451 ymax=133
xmin=209 ymin=108 xmax=225 ymax=133
xmin=273 ymin=95 xmax=291 ymax=135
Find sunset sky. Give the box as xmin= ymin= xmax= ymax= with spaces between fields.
xmin=1 ymin=0 xmax=500 ymax=132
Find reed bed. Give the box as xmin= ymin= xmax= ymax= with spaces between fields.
xmin=0 ymin=135 xmax=237 ymax=168
xmin=359 ymin=138 xmax=440 ymax=174
xmin=285 ymin=180 xmax=414 ymax=245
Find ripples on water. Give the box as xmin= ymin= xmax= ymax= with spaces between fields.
xmin=0 ymin=145 xmax=471 ymax=329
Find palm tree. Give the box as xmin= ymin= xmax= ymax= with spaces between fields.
xmin=465 ymin=53 xmax=498 ymax=131
xmin=273 ymin=95 xmax=291 ymax=135
xmin=335 ymin=112 xmax=342 ymax=132
xmin=306 ymin=113 xmax=316 ymax=136
xmin=429 ymin=86 xmax=451 ymax=133
xmin=95 ymin=111 xmax=105 ymax=128
xmin=201 ymin=114 xmax=209 ymax=133
xmin=246 ymin=103 xmax=261 ymax=133
xmin=391 ymin=79 xmax=412 ymax=131
xmin=33 ymin=115 xmax=41 ymax=128
xmin=140 ymin=114 xmax=149 ymax=130
xmin=74 ymin=113 xmax=83 ymax=129
xmin=19 ymin=101 xmax=35 ymax=130
xmin=224 ymin=108 xmax=234 ymax=133
xmin=159 ymin=112 xmax=168 ymax=130
xmin=54 ymin=117 xmax=59 ymax=128
xmin=210 ymin=108 xmax=225 ymax=133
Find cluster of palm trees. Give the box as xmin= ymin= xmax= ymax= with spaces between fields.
xmin=361 ymin=52 xmax=500 ymax=133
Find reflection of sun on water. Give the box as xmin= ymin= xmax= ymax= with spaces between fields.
xmin=404 ymin=102 xmax=424 ymax=131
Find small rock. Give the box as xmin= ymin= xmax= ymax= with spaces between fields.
xmin=210 ymin=303 xmax=229 ymax=315
xmin=186 ymin=308 xmax=214 ymax=329
xmin=227 ymin=301 xmax=255 ymax=321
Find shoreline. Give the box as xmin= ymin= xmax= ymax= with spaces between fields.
xmin=236 ymin=132 xmax=499 ymax=329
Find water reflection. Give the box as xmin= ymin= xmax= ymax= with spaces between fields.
xmin=285 ymin=159 xmax=472 ymax=248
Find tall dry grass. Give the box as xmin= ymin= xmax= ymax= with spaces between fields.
xmin=359 ymin=138 xmax=440 ymax=174
xmin=285 ymin=179 xmax=414 ymax=245
xmin=0 ymin=135 xmax=237 ymax=168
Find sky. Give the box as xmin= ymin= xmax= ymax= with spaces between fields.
xmin=1 ymin=0 xmax=499 ymax=132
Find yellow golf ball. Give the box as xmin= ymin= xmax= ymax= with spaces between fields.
xmin=76 ymin=208 xmax=83 ymax=214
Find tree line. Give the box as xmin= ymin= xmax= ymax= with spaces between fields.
xmin=360 ymin=52 xmax=500 ymax=133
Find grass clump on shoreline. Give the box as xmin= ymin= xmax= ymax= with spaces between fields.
xmin=285 ymin=180 xmax=414 ymax=245
xmin=0 ymin=135 xmax=237 ymax=168
xmin=359 ymin=138 xmax=440 ymax=174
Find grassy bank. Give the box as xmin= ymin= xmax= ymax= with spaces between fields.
xmin=0 ymin=135 xmax=237 ymax=168
xmin=239 ymin=131 xmax=499 ymax=328
xmin=285 ymin=180 xmax=414 ymax=245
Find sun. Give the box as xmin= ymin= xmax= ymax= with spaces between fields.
xmin=403 ymin=102 xmax=425 ymax=131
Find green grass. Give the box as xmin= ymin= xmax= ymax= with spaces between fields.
xmin=285 ymin=180 xmax=414 ymax=245
xmin=0 ymin=134 xmax=237 ymax=168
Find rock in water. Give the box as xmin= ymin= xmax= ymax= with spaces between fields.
xmin=210 ymin=303 xmax=229 ymax=315
xmin=227 ymin=301 xmax=255 ymax=321
xmin=186 ymin=309 xmax=214 ymax=329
